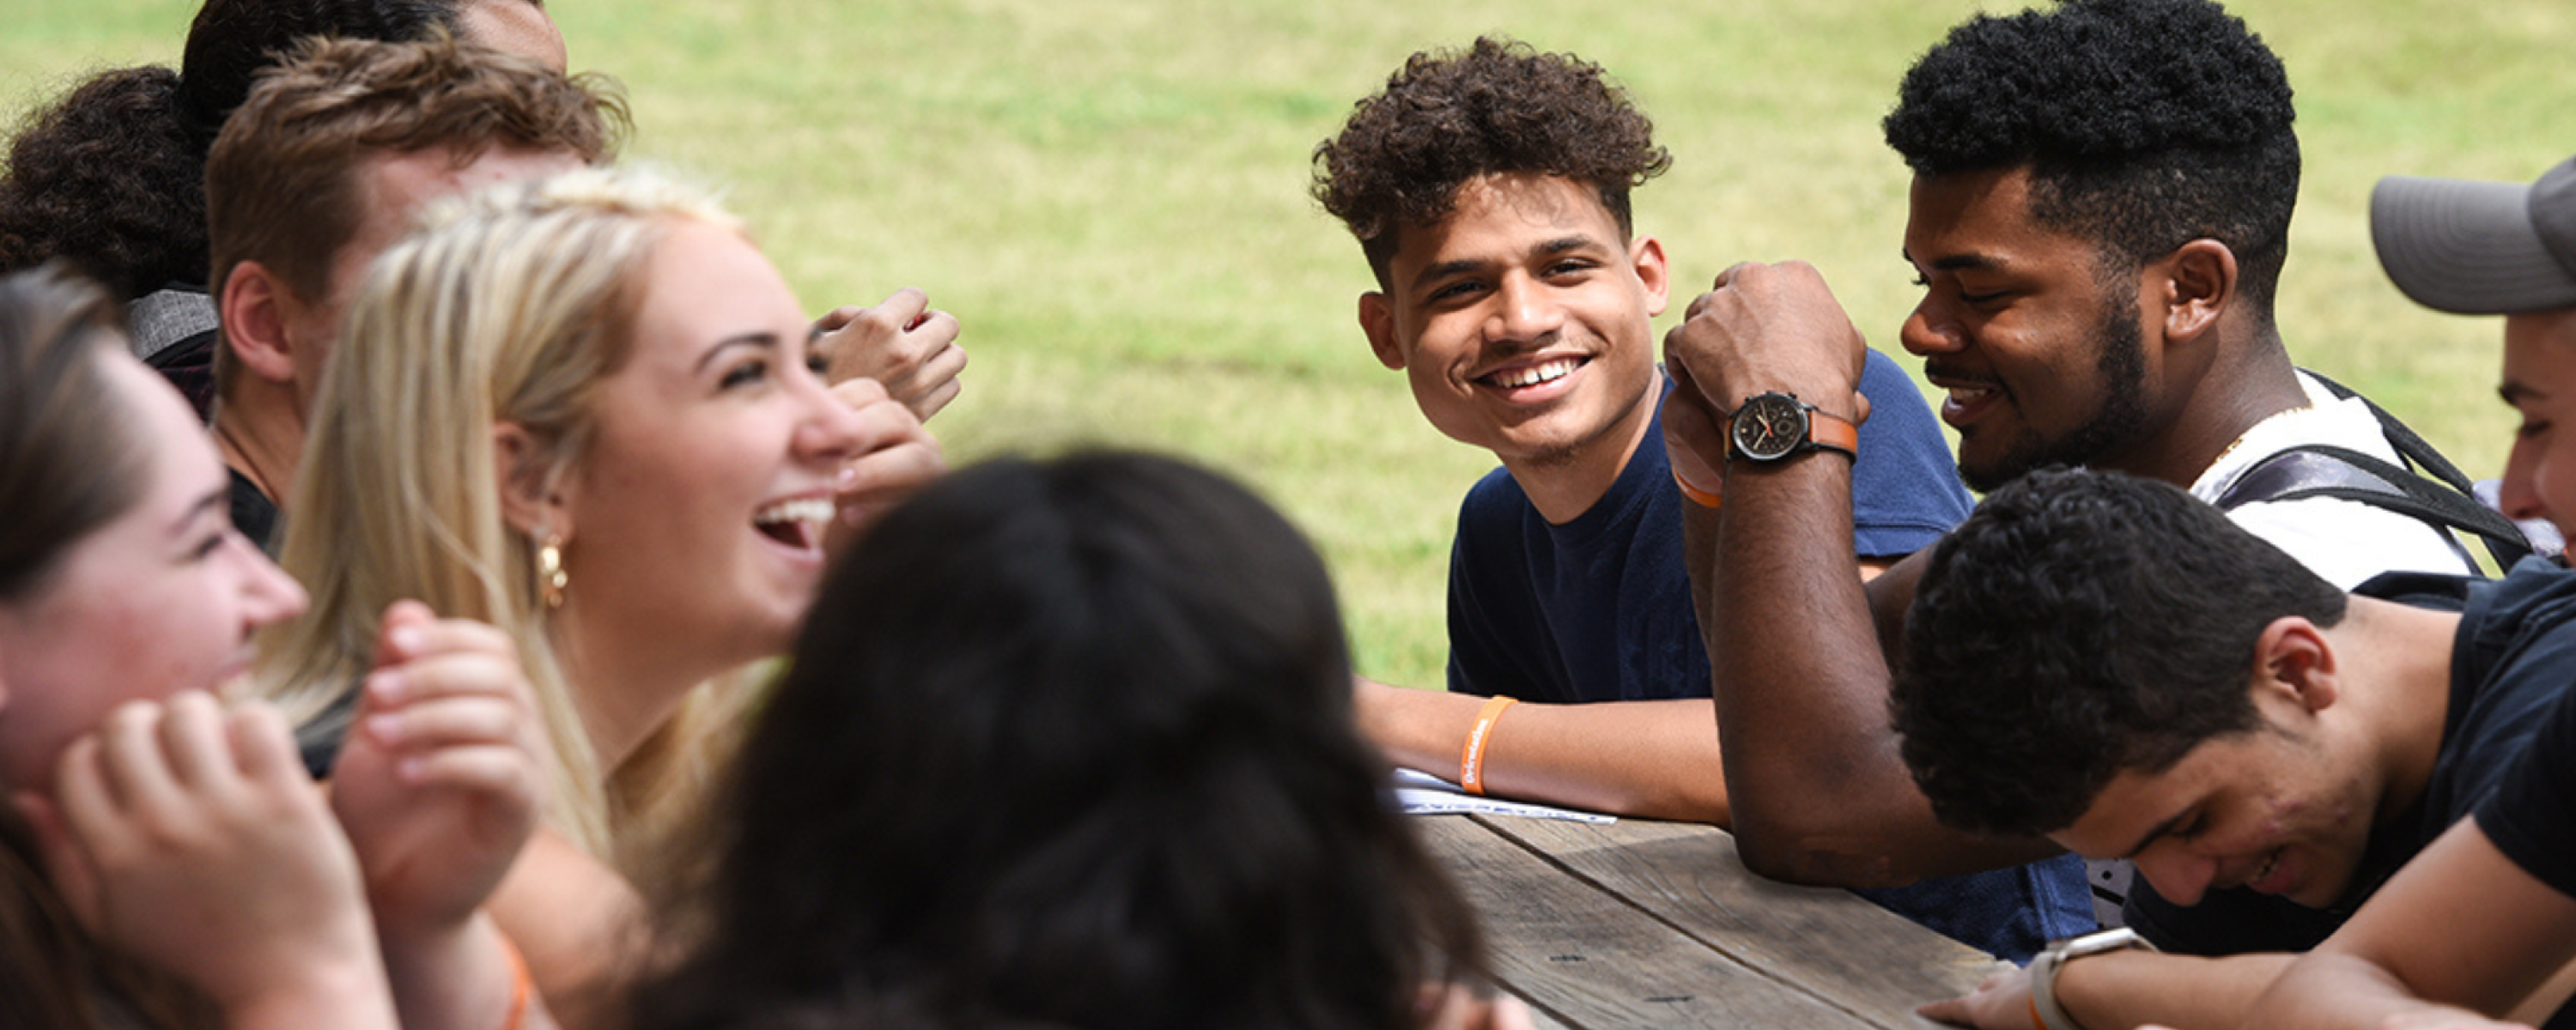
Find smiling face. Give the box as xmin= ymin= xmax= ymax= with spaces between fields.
xmin=553 ymin=220 xmax=862 ymax=673
xmin=1901 ymin=167 xmax=2163 ymax=491
xmin=2495 ymin=307 xmax=2576 ymax=545
xmin=1360 ymin=173 xmax=1668 ymax=482
xmin=2054 ymin=706 xmax=2379 ymax=911
xmin=0 ymin=351 xmax=307 ymax=789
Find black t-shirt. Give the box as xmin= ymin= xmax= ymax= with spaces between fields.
xmin=2477 ymin=636 xmax=2576 ymax=900
xmin=228 ymin=465 xmax=282 ymax=558
xmin=2126 ymin=560 xmax=2576 ymax=954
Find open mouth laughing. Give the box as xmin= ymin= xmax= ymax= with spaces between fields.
xmin=751 ymin=495 xmax=835 ymax=553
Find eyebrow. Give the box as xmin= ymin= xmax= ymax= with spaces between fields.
xmin=2119 ymin=809 xmax=2190 ymax=860
xmin=694 ymin=331 xmax=781 ymax=374
xmin=1408 ymin=235 xmax=1601 ymax=293
xmin=167 ymin=486 xmax=228 ymax=537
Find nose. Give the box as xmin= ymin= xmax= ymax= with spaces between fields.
xmin=794 ymin=364 xmax=874 ymax=468
xmin=1899 ymin=297 xmax=1962 ymax=358
xmin=2131 ymin=844 xmax=2219 ymax=906
xmin=1485 ymin=272 xmax=1566 ymax=344
xmin=234 ymin=539 xmax=310 ymax=629
xmin=2499 ymin=434 xmax=2548 ymax=524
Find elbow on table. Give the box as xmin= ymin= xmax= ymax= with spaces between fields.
xmin=1727 ymin=808 xmax=1912 ymax=889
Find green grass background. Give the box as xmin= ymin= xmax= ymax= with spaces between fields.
xmin=8 ymin=1 xmax=2573 ymax=688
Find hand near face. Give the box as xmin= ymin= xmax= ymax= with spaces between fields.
xmin=18 ymin=693 xmax=392 ymax=1023
xmin=825 ymin=375 xmax=945 ymax=543
xmin=813 ymin=287 xmax=967 ymax=423
xmin=1661 ymin=261 xmax=1873 ymax=466
xmin=1916 ymin=966 xmax=2036 ymax=1030
xmin=330 ymin=600 xmax=550 ymax=945
xmin=1418 ymin=985 xmax=1537 ymax=1030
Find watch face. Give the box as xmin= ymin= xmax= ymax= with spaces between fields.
xmin=1731 ymin=393 xmax=1808 ymax=461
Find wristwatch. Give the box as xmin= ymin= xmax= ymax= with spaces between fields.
xmin=2028 ymin=927 xmax=2156 ymax=1030
xmin=1726 ymin=391 xmax=1858 ymax=464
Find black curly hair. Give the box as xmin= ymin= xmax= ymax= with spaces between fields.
xmin=1891 ymin=468 xmax=2346 ymax=837
xmin=1883 ymin=0 xmax=2300 ymax=318
xmin=1312 ymin=36 xmax=1671 ymax=288
xmin=0 ymin=0 xmax=461 ymax=300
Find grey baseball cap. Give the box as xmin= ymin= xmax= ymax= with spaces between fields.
xmin=2372 ymin=154 xmax=2576 ymax=315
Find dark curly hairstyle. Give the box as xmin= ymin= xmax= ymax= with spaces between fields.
xmin=1891 ymin=468 xmax=2346 ymax=837
xmin=1883 ymin=0 xmax=2300 ymax=319
xmin=0 ymin=0 xmax=462 ymax=300
xmin=1312 ymin=36 xmax=1671 ymax=287
xmin=632 ymin=451 xmax=1487 ymax=1030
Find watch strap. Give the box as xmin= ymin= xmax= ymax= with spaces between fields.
xmin=1807 ymin=407 xmax=1859 ymax=457
xmin=2029 ymin=928 xmax=2155 ymax=1030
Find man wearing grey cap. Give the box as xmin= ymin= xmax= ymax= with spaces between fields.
xmin=2226 ymin=154 xmax=2576 ymax=1030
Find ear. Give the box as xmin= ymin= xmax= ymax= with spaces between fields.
xmin=216 ymin=261 xmax=304 ymax=385
xmin=1631 ymin=235 xmax=1671 ymax=318
xmin=1358 ymin=292 xmax=1405 ymax=371
xmin=2156 ymin=239 xmax=2238 ymax=347
xmin=492 ymin=421 xmax=573 ymax=542
xmin=2252 ymin=615 xmax=2338 ymax=714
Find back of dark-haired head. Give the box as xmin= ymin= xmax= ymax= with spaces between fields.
xmin=1313 ymin=36 xmax=1671 ymax=287
xmin=1892 ymin=467 xmax=2346 ymax=837
xmin=0 ymin=0 xmax=463 ymax=300
xmin=0 ymin=265 xmax=147 ymax=603
xmin=1882 ymin=0 xmax=2300 ymax=320
xmin=634 ymin=451 xmax=1485 ymax=1030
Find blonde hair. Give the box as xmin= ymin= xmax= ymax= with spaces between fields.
xmin=258 ymin=167 xmax=739 ymax=855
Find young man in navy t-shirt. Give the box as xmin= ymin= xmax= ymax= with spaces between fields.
xmin=1310 ymin=36 xmax=2089 ymax=962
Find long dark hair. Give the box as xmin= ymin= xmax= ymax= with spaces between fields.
xmin=635 ymin=452 xmax=1486 ymax=1030
xmin=0 ymin=266 xmax=212 ymax=1028
xmin=0 ymin=0 xmax=460 ymax=299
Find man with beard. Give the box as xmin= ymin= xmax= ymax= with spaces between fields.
xmin=1652 ymin=0 xmax=2500 ymax=1018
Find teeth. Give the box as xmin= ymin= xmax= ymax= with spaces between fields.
xmin=754 ymin=498 xmax=835 ymax=529
xmin=1491 ymin=358 xmax=1578 ymax=389
xmin=1947 ymin=385 xmax=1996 ymax=403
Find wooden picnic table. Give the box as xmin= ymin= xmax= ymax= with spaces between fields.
xmin=1419 ymin=813 xmax=2009 ymax=1030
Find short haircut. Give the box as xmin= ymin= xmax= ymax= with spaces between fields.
xmin=1882 ymin=0 xmax=2300 ymax=318
xmin=1312 ymin=36 xmax=1670 ymax=287
xmin=0 ymin=0 xmax=464 ymax=300
xmin=205 ymin=33 xmax=626 ymax=330
xmin=633 ymin=451 xmax=1486 ymax=1030
xmin=1892 ymin=468 xmax=2348 ymax=837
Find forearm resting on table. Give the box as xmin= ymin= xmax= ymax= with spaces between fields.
xmin=2058 ymin=949 xmax=2293 ymax=1030
xmin=1354 ymin=679 xmax=1728 ymax=823
xmin=1685 ymin=473 xmax=2055 ymax=885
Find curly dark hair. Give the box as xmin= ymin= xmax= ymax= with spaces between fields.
xmin=1312 ymin=36 xmax=1671 ymax=286
xmin=632 ymin=451 xmax=1487 ymax=1030
xmin=1891 ymin=468 xmax=2346 ymax=837
xmin=0 ymin=0 xmax=461 ymax=300
xmin=1882 ymin=0 xmax=2300 ymax=318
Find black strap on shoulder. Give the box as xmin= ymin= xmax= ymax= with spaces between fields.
xmin=2215 ymin=373 xmax=2535 ymax=568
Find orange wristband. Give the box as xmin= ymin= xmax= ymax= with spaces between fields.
xmin=2027 ymin=996 xmax=2046 ymax=1030
xmin=1459 ymin=695 xmax=1517 ymax=796
xmin=1672 ymin=469 xmax=1724 ymax=510
xmin=496 ymin=932 xmax=532 ymax=1030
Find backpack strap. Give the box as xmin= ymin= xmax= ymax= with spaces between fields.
xmin=2215 ymin=436 xmax=2537 ymax=569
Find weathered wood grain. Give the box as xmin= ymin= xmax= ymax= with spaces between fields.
xmin=1419 ymin=815 xmax=1926 ymax=1029
xmin=1479 ymin=815 xmax=2008 ymax=1022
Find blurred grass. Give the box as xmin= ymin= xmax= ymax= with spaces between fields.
xmin=9 ymin=1 xmax=2573 ymax=688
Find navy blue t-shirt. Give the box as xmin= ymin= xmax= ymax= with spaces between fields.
xmin=2129 ymin=560 xmax=2576 ymax=973
xmin=1439 ymin=348 xmax=2090 ymax=962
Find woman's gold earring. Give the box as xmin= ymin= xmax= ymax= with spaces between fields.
xmin=538 ymin=532 xmax=569 ymax=609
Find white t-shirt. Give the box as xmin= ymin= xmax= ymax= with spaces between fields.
xmin=2189 ymin=373 xmax=2481 ymax=589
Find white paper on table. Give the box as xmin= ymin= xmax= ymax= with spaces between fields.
xmin=1389 ymin=767 xmax=1617 ymax=824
